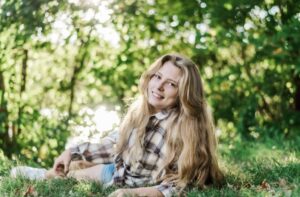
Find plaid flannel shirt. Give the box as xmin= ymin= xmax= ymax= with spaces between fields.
xmin=70 ymin=110 xmax=177 ymax=197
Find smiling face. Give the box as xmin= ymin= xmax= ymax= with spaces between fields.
xmin=147 ymin=61 xmax=182 ymax=113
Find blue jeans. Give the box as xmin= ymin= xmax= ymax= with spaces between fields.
xmin=100 ymin=164 xmax=115 ymax=184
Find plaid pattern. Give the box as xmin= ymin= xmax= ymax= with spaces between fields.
xmin=70 ymin=133 xmax=117 ymax=164
xmin=70 ymin=110 xmax=177 ymax=197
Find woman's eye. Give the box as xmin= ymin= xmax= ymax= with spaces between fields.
xmin=168 ymin=82 xmax=176 ymax=87
xmin=154 ymin=74 xmax=161 ymax=79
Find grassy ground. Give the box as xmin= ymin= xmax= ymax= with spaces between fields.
xmin=0 ymin=137 xmax=299 ymax=197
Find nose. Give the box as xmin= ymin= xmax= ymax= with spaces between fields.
xmin=156 ymin=81 xmax=164 ymax=91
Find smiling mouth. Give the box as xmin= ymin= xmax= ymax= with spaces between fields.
xmin=152 ymin=91 xmax=164 ymax=99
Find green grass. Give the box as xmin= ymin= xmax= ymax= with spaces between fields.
xmin=0 ymin=138 xmax=299 ymax=197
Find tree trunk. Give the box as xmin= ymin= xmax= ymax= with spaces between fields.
xmin=0 ymin=69 xmax=12 ymax=157
xmin=67 ymin=27 xmax=93 ymax=119
xmin=16 ymin=49 xmax=28 ymax=137
xmin=295 ymin=75 xmax=300 ymax=111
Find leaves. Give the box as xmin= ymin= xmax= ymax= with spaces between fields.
xmin=23 ymin=185 xmax=38 ymax=197
xmin=259 ymin=179 xmax=271 ymax=190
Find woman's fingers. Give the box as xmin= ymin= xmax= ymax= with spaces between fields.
xmin=108 ymin=189 xmax=122 ymax=197
xmin=63 ymin=159 xmax=70 ymax=173
xmin=52 ymin=159 xmax=61 ymax=171
xmin=52 ymin=149 xmax=72 ymax=173
xmin=108 ymin=189 xmax=136 ymax=197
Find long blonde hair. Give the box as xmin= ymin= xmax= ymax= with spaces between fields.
xmin=116 ymin=53 xmax=223 ymax=189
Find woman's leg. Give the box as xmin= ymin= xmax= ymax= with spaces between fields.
xmin=67 ymin=164 xmax=105 ymax=182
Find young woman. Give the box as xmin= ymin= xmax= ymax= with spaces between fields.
xmin=16 ymin=53 xmax=223 ymax=197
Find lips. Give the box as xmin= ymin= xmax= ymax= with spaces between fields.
xmin=152 ymin=91 xmax=164 ymax=99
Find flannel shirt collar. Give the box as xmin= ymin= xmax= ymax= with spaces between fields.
xmin=151 ymin=109 xmax=173 ymax=120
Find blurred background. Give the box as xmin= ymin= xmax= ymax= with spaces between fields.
xmin=0 ymin=0 xmax=299 ymax=167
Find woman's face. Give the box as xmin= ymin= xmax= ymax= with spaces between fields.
xmin=147 ymin=61 xmax=182 ymax=113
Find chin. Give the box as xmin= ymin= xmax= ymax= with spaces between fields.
xmin=148 ymin=102 xmax=161 ymax=112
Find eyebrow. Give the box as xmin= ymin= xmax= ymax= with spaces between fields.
xmin=156 ymin=71 xmax=179 ymax=84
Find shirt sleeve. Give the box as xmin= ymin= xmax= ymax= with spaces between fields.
xmin=69 ymin=131 xmax=118 ymax=164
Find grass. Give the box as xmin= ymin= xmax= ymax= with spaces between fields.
xmin=0 ymin=137 xmax=299 ymax=197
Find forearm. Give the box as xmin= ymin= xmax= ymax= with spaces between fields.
xmin=70 ymin=140 xmax=115 ymax=163
xmin=109 ymin=187 xmax=164 ymax=197
xmin=131 ymin=187 xmax=164 ymax=197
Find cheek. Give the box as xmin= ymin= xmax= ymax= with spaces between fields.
xmin=168 ymin=90 xmax=179 ymax=101
xmin=147 ymin=81 xmax=154 ymax=96
xmin=147 ymin=79 xmax=154 ymax=89
xmin=147 ymin=83 xmax=152 ymax=94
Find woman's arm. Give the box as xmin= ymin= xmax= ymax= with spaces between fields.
xmin=108 ymin=187 xmax=164 ymax=197
xmin=69 ymin=131 xmax=118 ymax=162
xmin=52 ymin=132 xmax=118 ymax=173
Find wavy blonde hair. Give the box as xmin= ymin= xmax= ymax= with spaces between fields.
xmin=116 ymin=53 xmax=223 ymax=189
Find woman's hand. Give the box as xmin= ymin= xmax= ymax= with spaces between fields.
xmin=108 ymin=187 xmax=163 ymax=197
xmin=108 ymin=189 xmax=138 ymax=197
xmin=52 ymin=149 xmax=72 ymax=174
